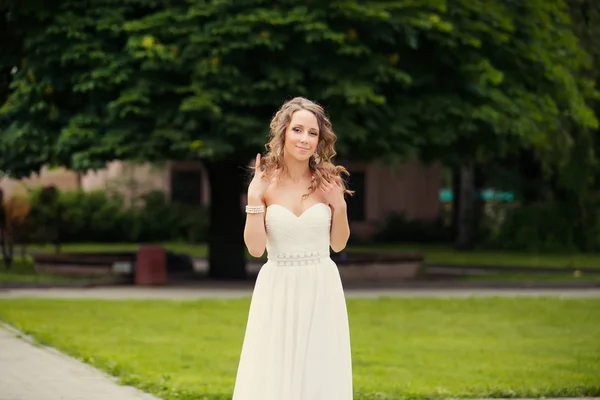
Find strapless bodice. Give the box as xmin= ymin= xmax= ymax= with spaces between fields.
xmin=265 ymin=203 xmax=331 ymax=265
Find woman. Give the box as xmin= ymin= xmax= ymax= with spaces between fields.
xmin=232 ymin=97 xmax=354 ymax=400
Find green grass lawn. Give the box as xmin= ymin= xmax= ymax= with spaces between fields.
xmin=463 ymin=271 xmax=600 ymax=283
xmin=0 ymin=298 xmax=598 ymax=399
xmin=0 ymin=257 xmax=91 ymax=284
xmin=349 ymin=243 xmax=600 ymax=269
xmin=4 ymin=241 xmax=600 ymax=284
xmin=25 ymin=241 xmax=600 ymax=269
xmin=28 ymin=242 xmax=209 ymax=257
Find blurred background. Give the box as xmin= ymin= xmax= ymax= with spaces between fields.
xmin=1 ymin=0 xmax=600 ymax=286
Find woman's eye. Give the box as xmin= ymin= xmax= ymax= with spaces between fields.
xmin=310 ymin=132 xmax=318 ymax=136
xmin=293 ymin=128 xmax=301 ymax=133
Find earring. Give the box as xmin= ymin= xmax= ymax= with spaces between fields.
xmin=313 ymin=154 xmax=320 ymax=164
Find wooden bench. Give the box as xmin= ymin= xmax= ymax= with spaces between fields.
xmin=333 ymin=252 xmax=425 ymax=281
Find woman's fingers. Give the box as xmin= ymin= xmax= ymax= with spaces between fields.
xmin=319 ymin=177 xmax=342 ymax=193
xmin=254 ymin=154 xmax=262 ymax=176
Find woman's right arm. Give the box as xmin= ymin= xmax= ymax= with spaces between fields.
xmin=243 ymin=154 xmax=278 ymax=257
xmin=244 ymin=194 xmax=267 ymax=257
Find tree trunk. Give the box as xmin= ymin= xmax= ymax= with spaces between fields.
xmin=0 ymin=188 xmax=11 ymax=268
xmin=1 ymin=229 xmax=14 ymax=269
xmin=204 ymin=159 xmax=248 ymax=280
xmin=518 ymin=150 xmax=544 ymax=205
xmin=454 ymin=162 xmax=475 ymax=249
xmin=451 ymin=168 xmax=461 ymax=241
xmin=472 ymin=164 xmax=486 ymax=241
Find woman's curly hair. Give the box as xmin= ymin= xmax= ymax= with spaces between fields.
xmin=257 ymin=97 xmax=354 ymax=198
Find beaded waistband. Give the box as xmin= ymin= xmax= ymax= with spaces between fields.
xmin=269 ymin=251 xmax=327 ymax=266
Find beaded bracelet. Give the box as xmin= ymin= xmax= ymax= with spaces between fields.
xmin=245 ymin=205 xmax=265 ymax=214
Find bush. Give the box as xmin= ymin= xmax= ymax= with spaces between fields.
xmin=484 ymin=200 xmax=600 ymax=252
xmin=129 ymin=190 xmax=208 ymax=243
xmin=3 ymin=192 xmax=35 ymax=258
xmin=372 ymin=212 xmax=452 ymax=244
xmin=20 ymin=187 xmax=208 ymax=246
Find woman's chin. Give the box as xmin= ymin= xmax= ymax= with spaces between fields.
xmin=285 ymin=152 xmax=311 ymax=163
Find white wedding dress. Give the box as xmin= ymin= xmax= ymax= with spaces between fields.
xmin=232 ymin=202 xmax=353 ymax=400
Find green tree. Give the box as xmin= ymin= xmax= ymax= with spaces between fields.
xmin=487 ymin=0 xmax=600 ymax=252
xmin=417 ymin=0 xmax=599 ymax=248
xmin=1 ymin=0 xmax=597 ymax=277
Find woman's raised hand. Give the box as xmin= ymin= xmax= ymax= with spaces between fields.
xmin=247 ymin=153 xmax=279 ymax=202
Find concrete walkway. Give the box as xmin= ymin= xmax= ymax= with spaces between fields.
xmin=0 ymin=324 xmax=160 ymax=400
xmin=1 ymin=286 xmax=600 ymax=299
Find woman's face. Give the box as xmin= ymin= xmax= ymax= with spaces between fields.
xmin=283 ymin=109 xmax=320 ymax=163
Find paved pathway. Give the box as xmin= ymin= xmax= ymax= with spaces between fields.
xmin=1 ymin=286 xmax=600 ymax=299
xmin=0 ymin=324 xmax=159 ymax=400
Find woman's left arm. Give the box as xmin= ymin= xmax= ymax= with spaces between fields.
xmin=329 ymin=201 xmax=350 ymax=252
xmin=320 ymin=179 xmax=350 ymax=252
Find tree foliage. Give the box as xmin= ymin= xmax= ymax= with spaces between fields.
xmin=1 ymin=0 xmax=598 ymax=274
xmin=1 ymin=0 xmax=596 ymax=175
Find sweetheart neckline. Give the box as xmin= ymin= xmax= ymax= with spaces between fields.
xmin=266 ymin=202 xmax=329 ymax=219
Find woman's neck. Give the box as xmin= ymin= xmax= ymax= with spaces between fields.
xmin=283 ymin=157 xmax=310 ymax=183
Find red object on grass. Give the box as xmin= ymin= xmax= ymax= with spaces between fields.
xmin=135 ymin=246 xmax=166 ymax=285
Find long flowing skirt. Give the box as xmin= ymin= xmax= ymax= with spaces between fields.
xmin=232 ymin=259 xmax=353 ymax=400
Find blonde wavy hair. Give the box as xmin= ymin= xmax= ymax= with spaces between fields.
xmin=258 ymin=97 xmax=354 ymax=198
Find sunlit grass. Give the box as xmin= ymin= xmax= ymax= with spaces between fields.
xmin=1 ymin=297 xmax=598 ymax=399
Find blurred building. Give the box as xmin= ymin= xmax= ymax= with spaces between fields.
xmin=0 ymin=159 xmax=442 ymax=240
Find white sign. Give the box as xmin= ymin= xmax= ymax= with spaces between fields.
xmin=112 ymin=261 xmax=133 ymax=274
